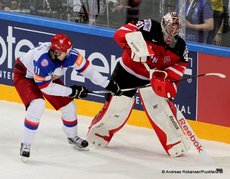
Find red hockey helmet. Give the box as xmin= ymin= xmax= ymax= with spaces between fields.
xmin=50 ymin=34 xmax=72 ymax=53
xmin=161 ymin=12 xmax=182 ymax=47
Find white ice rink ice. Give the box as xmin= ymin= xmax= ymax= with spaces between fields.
xmin=0 ymin=100 xmax=230 ymax=179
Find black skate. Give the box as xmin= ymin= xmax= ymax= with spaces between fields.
xmin=20 ymin=143 xmax=30 ymax=162
xmin=68 ymin=136 xmax=89 ymax=151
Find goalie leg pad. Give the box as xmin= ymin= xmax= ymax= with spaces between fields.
xmin=138 ymin=87 xmax=190 ymax=157
xmin=87 ymin=95 xmax=135 ymax=147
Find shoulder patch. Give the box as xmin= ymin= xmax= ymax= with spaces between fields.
xmin=75 ymin=53 xmax=84 ymax=66
xmin=143 ymin=19 xmax=152 ymax=32
xmin=41 ymin=59 xmax=49 ymax=67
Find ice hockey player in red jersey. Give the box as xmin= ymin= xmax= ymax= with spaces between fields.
xmin=14 ymin=33 xmax=120 ymax=160
xmin=87 ymin=12 xmax=191 ymax=157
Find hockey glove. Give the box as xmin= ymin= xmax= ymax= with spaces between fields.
xmin=125 ymin=31 xmax=154 ymax=62
xmin=105 ymin=80 xmax=122 ymax=95
xmin=131 ymin=45 xmax=154 ymax=62
xmin=150 ymin=70 xmax=177 ymax=99
xmin=69 ymin=85 xmax=88 ymax=99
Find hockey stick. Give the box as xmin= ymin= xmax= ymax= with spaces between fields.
xmin=143 ymin=63 xmax=226 ymax=82
xmin=89 ymin=72 xmax=226 ymax=95
xmin=89 ymin=83 xmax=151 ymax=95
xmin=172 ymin=72 xmax=226 ymax=82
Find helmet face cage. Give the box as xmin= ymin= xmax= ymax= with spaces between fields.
xmin=161 ymin=12 xmax=182 ymax=47
xmin=50 ymin=34 xmax=72 ymax=54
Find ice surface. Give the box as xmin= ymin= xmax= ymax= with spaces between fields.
xmin=0 ymin=101 xmax=229 ymax=179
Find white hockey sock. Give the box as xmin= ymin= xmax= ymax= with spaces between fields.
xmin=22 ymin=127 xmax=37 ymax=145
xmin=62 ymin=119 xmax=78 ymax=138
xmin=22 ymin=99 xmax=45 ymax=145
xmin=61 ymin=101 xmax=78 ymax=138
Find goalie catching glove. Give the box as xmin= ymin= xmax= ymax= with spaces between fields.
xmin=68 ymin=85 xmax=88 ymax=99
xmin=150 ymin=70 xmax=177 ymax=99
xmin=105 ymin=80 xmax=122 ymax=95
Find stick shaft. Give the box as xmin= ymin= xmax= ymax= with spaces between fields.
xmin=171 ymin=73 xmax=226 ymax=82
xmin=89 ymin=72 xmax=225 ymax=94
xmin=171 ymin=74 xmax=205 ymax=82
xmin=89 ymin=83 xmax=151 ymax=94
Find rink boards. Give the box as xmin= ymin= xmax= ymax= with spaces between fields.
xmin=0 ymin=11 xmax=230 ymax=144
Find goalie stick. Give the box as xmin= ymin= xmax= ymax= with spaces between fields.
xmin=89 ymin=83 xmax=151 ymax=94
xmin=89 ymin=72 xmax=226 ymax=95
xmin=171 ymin=72 xmax=226 ymax=82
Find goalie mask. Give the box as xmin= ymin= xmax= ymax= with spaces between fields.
xmin=161 ymin=12 xmax=182 ymax=48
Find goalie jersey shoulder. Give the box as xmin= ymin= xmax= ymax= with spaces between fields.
xmin=135 ymin=19 xmax=187 ymax=61
xmin=135 ymin=19 xmax=163 ymax=43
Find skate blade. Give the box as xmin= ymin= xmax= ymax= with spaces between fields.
xmin=20 ymin=156 xmax=29 ymax=163
xmin=72 ymin=145 xmax=89 ymax=151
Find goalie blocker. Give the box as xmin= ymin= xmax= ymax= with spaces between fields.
xmin=87 ymin=87 xmax=190 ymax=157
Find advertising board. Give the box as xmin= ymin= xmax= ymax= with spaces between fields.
xmin=0 ymin=19 xmax=197 ymax=120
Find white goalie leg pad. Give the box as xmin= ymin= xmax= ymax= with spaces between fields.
xmin=87 ymin=95 xmax=135 ymax=147
xmin=176 ymin=108 xmax=206 ymax=155
xmin=139 ymin=87 xmax=190 ymax=157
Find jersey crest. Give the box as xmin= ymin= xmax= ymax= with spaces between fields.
xmin=41 ymin=59 xmax=49 ymax=67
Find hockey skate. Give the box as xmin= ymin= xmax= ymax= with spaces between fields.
xmin=68 ymin=136 xmax=89 ymax=151
xmin=20 ymin=143 xmax=30 ymax=162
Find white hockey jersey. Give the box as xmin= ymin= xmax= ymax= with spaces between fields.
xmin=19 ymin=42 xmax=109 ymax=97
